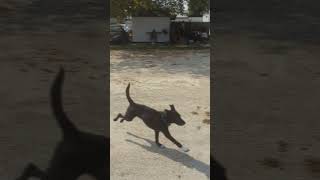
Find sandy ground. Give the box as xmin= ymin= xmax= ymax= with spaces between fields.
xmin=110 ymin=49 xmax=210 ymax=180
xmin=0 ymin=1 xmax=211 ymax=180
xmin=0 ymin=32 xmax=108 ymax=180
xmin=213 ymin=11 xmax=320 ymax=180
xmin=0 ymin=1 xmax=108 ymax=179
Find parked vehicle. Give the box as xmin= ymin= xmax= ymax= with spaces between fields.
xmin=110 ymin=24 xmax=129 ymax=44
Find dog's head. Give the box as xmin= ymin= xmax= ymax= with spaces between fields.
xmin=165 ymin=105 xmax=186 ymax=126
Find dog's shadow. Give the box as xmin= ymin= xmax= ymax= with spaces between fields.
xmin=125 ymin=132 xmax=210 ymax=178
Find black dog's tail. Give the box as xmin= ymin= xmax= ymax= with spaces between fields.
xmin=51 ymin=67 xmax=78 ymax=139
xmin=126 ymin=83 xmax=135 ymax=104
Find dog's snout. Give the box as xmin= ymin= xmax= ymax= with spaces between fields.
xmin=179 ymin=119 xmax=186 ymax=126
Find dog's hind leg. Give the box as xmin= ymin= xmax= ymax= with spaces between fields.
xmin=120 ymin=114 xmax=135 ymax=123
xmin=113 ymin=113 xmax=124 ymax=121
xmin=114 ymin=113 xmax=135 ymax=123
xmin=114 ymin=108 xmax=136 ymax=123
xmin=119 ymin=110 xmax=136 ymax=123
xmin=16 ymin=163 xmax=47 ymax=180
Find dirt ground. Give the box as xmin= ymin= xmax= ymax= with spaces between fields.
xmin=0 ymin=1 xmax=108 ymax=179
xmin=110 ymin=49 xmax=210 ymax=180
xmin=0 ymin=32 xmax=108 ymax=180
xmin=0 ymin=32 xmax=210 ymax=180
xmin=0 ymin=1 xmax=210 ymax=179
xmin=213 ymin=11 xmax=320 ymax=180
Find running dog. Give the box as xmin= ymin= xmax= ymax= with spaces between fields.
xmin=114 ymin=84 xmax=189 ymax=152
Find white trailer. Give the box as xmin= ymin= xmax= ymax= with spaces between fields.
xmin=131 ymin=17 xmax=170 ymax=43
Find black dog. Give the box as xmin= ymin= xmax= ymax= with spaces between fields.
xmin=114 ymin=84 xmax=189 ymax=152
xmin=16 ymin=68 xmax=109 ymax=180
xmin=211 ymin=156 xmax=228 ymax=180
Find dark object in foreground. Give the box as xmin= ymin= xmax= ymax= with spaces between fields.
xmin=212 ymin=156 xmax=228 ymax=180
xmin=114 ymin=83 xmax=189 ymax=152
xmin=16 ymin=68 xmax=109 ymax=180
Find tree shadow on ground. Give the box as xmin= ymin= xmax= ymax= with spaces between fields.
xmin=126 ymin=132 xmax=210 ymax=178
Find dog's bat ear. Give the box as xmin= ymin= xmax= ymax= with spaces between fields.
xmin=170 ymin=104 xmax=175 ymax=111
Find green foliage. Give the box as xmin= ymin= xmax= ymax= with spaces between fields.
xmin=111 ymin=0 xmax=185 ymax=21
xmin=188 ymin=0 xmax=209 ymax=16
xmin=110 ymin=0 xmax=128 ymax=20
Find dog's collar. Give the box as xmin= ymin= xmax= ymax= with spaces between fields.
xmin=160 ymin=111 xmax=169 ymax=126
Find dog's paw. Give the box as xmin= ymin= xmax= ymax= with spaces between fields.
xmin=180 ymin=146 xmax=190 ymax=152
xmin=156 ymin=143 xmax=165 ymax=149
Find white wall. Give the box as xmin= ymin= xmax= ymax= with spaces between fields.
xmin=203 ymin=13 xmax=210 ymax=22
xmin=132 ymin=17 xmax=170 ymax=43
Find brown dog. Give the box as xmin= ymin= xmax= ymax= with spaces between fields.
xmin=114 ymin=84 xmax=189 ymax=152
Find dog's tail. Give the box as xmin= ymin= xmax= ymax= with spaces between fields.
xmin=51 ymin=67 xmax=78 ymax=139
xmin=126 ymin=83 xmax=135 ymax=104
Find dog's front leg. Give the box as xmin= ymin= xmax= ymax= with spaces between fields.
xmin=113 ymin=113 xmax=124 ymax=121
xmin=162 ymin=130 xmax=189 ymax=152
xmin=155 ymin=130 xmax=164 ymax=148
xmin=16 ymin=163 xmax=47 ymax=180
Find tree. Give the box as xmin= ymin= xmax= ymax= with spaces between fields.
xmin=188 ymin=0 xmax=209 ymax=16
xmin=110 ymin=0 xmax=129 ymax=20
xmin=111 ymin=0 xmax=185 ymax=21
